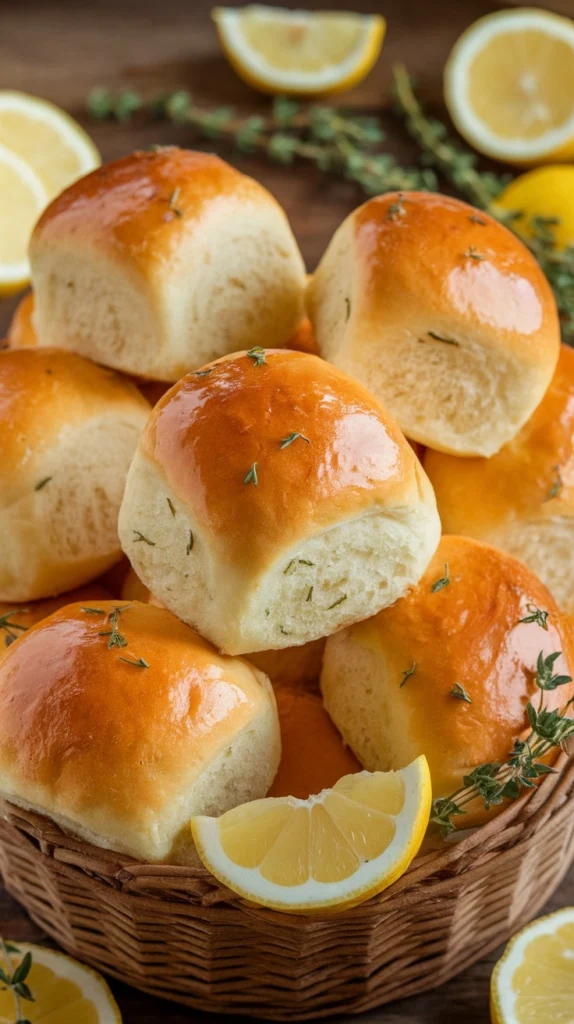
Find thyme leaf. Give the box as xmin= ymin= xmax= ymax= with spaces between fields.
xmin=280 ymin=432 xmax=310 ymax=449
xmin=400 ymin=663 xmax=416 ymax=687
xmin=133 ymin=530 xmax=155 ymax=545
xmin=244 ymin=463 xmax=258 ymax=486
xmin=450 ymin=682 xmax=472 ymax=703
xmin=430 ymin=563 xmax=450 ymax=593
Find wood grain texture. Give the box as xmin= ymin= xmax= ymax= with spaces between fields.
xmin=0 ymin=1 xmax=572 ymax=1021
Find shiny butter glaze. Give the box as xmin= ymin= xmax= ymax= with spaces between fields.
xmin=31 ymin=148 xmax=279 ymax=274
xmin=0 ymin=601 xmax=272 ymax=821
xmin=7 ymin=292 xmax=38 ymax=349
xmin=141 ymin=349 xmax=423 ymax=571
xmin=426 ymin=345 xmax=574 ymax=532
xmin=0 ymin=348 xmax=148 ymax=486
xmin=353 ymin=192 xmax=559 ymax=367
xmin=269 ymin=683 xmax=360 ymax=799
xmin=0 ymin=584 xmax=111 ymax=658
xmin=349 ymin=536 xmax=574 ymax=798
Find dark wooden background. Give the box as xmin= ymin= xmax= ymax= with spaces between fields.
xmin=0 ymin=1 xmax=572 ymax=1020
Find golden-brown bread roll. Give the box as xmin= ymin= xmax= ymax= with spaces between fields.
xmin=7 ymin=292 xmax=38 ymax=349
xmin=307 ymin=192 xmax=560 ymax=457
xmin=426 ymin=345 xmax=574 ymax=613
xmin=0 ymin=601 xmax=280 ymax=863
xmin=0 ymin=583 xmax=111 ymax=657
xmin=247 ymin=638 xmax=325 ymax=690
xmin=321 ymin=536 xmax=574 ymax=821
xmin=268 ymin=683 xmax=360 ymax=799
xmin=119 ymin=564 xmax=152 ymax=604
xmin=0 ymin=348 xmax=150 ymax=602
xmin=119 ymin=349 xmax=441 ymax=655
xmin=119 ymin=567 xmax=324 ymax=682
xmin=29 ymin=147 xmax=306 ymax=381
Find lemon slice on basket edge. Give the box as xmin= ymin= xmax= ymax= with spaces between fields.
xmin=444 ymin=8 xmax=574 ymax=165
xmin=490 ymin=907 xmax=574 ymax=1024
xmin=191 ymin=755 xmax=431 ymax=913
xmin=212 ymin=5 xmax=386 ymax=97
xmin=0 ymin=143 xmax=47 ymax=297
xmin=0 ymin=91 xmax=100 ymax=199
xmin=0 ymin=941 xmax=121 ymax=1022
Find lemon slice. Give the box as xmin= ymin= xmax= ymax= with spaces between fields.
xmin=444 ymin=9 xmax=574 ymax=165
xmin=0 ymin=143 xmax=47 ymax=296
xmin=0 ymin=91 xmax=100 ymax=199
xmin=0 ymin=941 xmax=121 ymax=1022
xmin=213 ymin=5 xmax=385 ymax=97
xmin=490 ymin=907 xmax=574 ymax=1023
xmin=191 ymin=756 xmax=431 ymax=913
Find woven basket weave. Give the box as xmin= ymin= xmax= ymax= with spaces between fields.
xmin=0 ymin=753 xmax=573 ymax=1020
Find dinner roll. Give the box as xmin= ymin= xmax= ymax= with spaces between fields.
xmin=321 ymin=536 xmax=574 ymax=817
xmin=0 ymin=348 xmax=150 ymax=602
xmin=0 ymin=601 xmax=280 ymax=863
xmin=269 ymin=683 xmax=360 ymax=799
xmin=247 ymin=638 xmax=325 ymax=689
xmin=307 ymin=192 xmax=560 ymax=456
xmin=0 ymin=583 xmax=110 ymax=657
xmin=119 ymin=349 xmax=441 ymax=655
xmin=29 ymin=147 xmax=306 ymax=381
xmin=425 ymin=345 xmax=574 ymax=613
xmin=7 ymin=292 xmax=38 ymax=349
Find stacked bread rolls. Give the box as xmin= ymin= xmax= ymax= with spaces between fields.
xmin=0 ymin=149 xmax=571 ymax=865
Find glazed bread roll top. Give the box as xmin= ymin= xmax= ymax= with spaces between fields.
xmin=308 ymin=191 xmax=560 ymax=456
xmin=426 ymin=345 xmax=574 ymax=614
xmin=29 ymin=147 xmax=306 ymax=381
xmin=119 ymin=349 xmax=440 ymax=655
xmin=321 ymin=536 xmax=574 ymax=815
xmin=0 ymin=583 xmax=111 ymax=656
xmin=0 ymin=348 xmax=150 ymax=601
xmin=0 ymin=601 xmax=280 ymax=863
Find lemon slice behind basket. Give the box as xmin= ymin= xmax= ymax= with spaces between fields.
xmin=191 ymin=755 xmax=431 ymax=913
xmin=490 ymin=907 xmax=574 ymax=1023
xmin=444 ymin=8 xmax=574 ymax=164
xmin=213 ymin=5 xmax=385 ymax=96
xmin=0 ymin=941 xmax=121 ymax=1022
xmin=0 ymin=142 xmax=47 ymax=295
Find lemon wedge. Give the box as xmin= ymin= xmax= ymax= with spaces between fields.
xmin=213 ymin=5 xmax=385 ymax=97
xmin=191 ymin=756 xmax=431 ymax=913
xmin=0 ymin=91 xmax=100 ymax=199
xmin=490 ymin=907 xmax=574 ymax=1023
xmin=0 ymin=143 xmax=47 ymax=296
xmin=0 ymin=940 xmax=121 ymax=1022
xmin=444 ymin=9 xmax=574 ymax=165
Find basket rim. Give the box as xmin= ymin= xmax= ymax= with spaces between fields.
xmin=1 ymin=748 xmax=573 ymax=912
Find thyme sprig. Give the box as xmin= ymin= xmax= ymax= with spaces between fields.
xmin=100 ymin=605 xmax=130 ymax=650
xmin=87 ymin=88 xmax=437 ymax=195
xmin=391 ymin=64 xmax=574 ymax=343
xmin=0 ymin=611 xmax=28 ymax=648
xmin=431 ymin=649 xmax=574 ymax=837
xmin=87 ymin=76 xmax=574 ymax=341
xmin=0 ymin=938 xmax=34 ymax=1023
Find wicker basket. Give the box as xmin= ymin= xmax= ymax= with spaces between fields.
xmin=0 ymin=753 xmax=573 ymax=1021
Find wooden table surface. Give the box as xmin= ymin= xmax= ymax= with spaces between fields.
xmin=0 ymin=1 xmax=572 ymax=1021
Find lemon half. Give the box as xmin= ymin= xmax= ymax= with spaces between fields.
xmin=191 ymin=756 xmax=431 ymax=913
xmin=444 ymin=8 xmax=574 ymax=165
xmin=213 ymin=5 xmax=385 ymax=96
